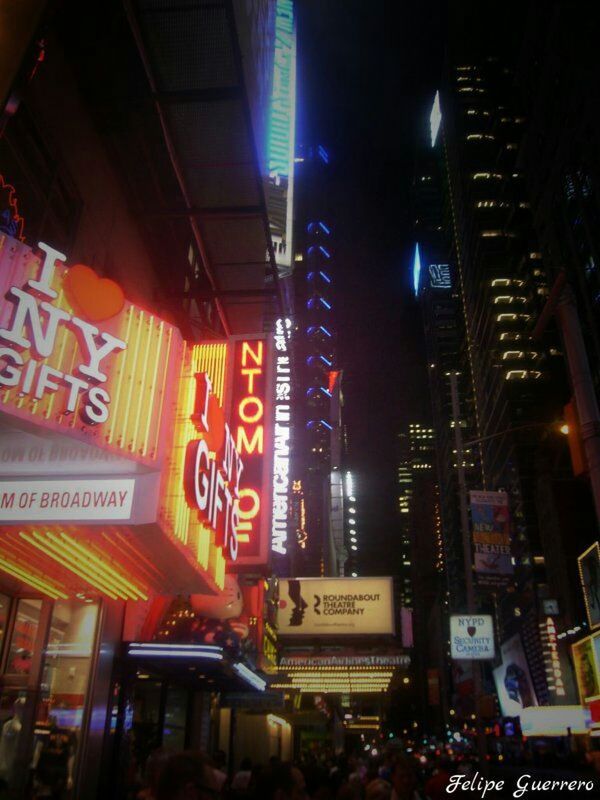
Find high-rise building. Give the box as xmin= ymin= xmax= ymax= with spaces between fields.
xmin=396 ymin=423 xmax=446 ymax=728
xmin=514 ymin=2 xmax=600 ymax=652
xmin=418 ymin=40 xmax=570 ymax=706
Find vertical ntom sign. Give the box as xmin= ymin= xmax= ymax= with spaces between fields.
xmin=266 ymin=0 xmax=296 ymax=278
xmin=228 ymin=337 xmax=272 ymax=568
xmin=470 ymin=490 xmax=514 ymax=589
xmin=272 ymin=319 xmax=291 ymax=556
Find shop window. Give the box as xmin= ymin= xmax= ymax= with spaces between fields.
xmin=5 ymin=599 xmax=42 ymax=676
xmin=30 ymin=601 xmax=99 ymax=796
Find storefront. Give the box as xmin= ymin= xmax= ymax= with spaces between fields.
xmin=0 ymin=232 xmax=273 ymax=798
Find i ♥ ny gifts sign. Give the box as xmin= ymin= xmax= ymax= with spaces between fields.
xmin=0 ymin=235 xmax=178 ymax=465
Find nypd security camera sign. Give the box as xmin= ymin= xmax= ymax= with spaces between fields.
xmin=450 ymin=615 xmax=495 ymax=660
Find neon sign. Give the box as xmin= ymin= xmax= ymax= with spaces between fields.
xmin=228 ymin=338 xmax=270 ymax=566
xmin=272 ymin=319 xmax=291 ymax=555
xmin=0 ymin=243 xmax=126 ymax=423
xmin=0 ymin=234 xmax=176 ymax=465
xmin=184 ymin=373 xmax=242 ymax=562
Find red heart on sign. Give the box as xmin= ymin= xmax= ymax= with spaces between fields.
xmin=64 ymin=264 xmax=125 ymax=323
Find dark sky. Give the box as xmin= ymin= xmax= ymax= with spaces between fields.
xmin=296 ymin=0 xmax=445 ymax=571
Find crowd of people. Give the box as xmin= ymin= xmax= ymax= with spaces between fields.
xmin=134 ymin=747 xmax=456 ymax=800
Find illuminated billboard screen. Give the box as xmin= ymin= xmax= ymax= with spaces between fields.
xmin=227 ymin=337 xmax=272 ymax=569
xmin=492 ymin=634 xmax=537 ymax=717
xmin=266 ymin=0 xmax=296 ymax=277
xmin=277 ymin=577 xmax=395 ymax=636
xmin=578 ymin=542 xmax=600 ymax=630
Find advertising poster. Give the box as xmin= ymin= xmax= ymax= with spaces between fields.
xmin=578 ymin=542 xmax=600 ymax=629
xmin=572 ymin=636 xmax=599 ymax=703
xmin=277 ymin=577 xmax=395 ymax=636
xmin=492 ymin=634 xmax=537 ymax=717
xmin=470 ymin=490 xmax=514 ymax=588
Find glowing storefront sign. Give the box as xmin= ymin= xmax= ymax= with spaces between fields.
xmin=272 ymin=319 xmax=291 ymax=555
xmin=183 ymin=373 xmax=242 ymax=562
xmin=0 ymin=235 xmax=176 ymax=466
xmin=227 ymin=337 xmax=271 ymax=567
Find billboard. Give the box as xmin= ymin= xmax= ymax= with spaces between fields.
xmin=226 ymin=337 xmax=272 ymax=569
xmin=277 ymin=577 xmax=394 ymax=636
xmin=578 ymin=542 xmax=600 ymax=630
xmin=266 ymin=0 xmax=296 ymax=278
xmin=470 ymin=490 xmax=514 ymax=588
xmin=492 ymin=634 xmax=537 ymax=717
xmin=572 ymin=636 xmax=600 ymax=703
xmin=520 ymin=706 xmax=591 ymax=736
xmin=450 ymin=615 xmax=495 ymax=660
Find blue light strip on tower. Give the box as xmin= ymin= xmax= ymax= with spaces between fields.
xmin=320 ymin=420 xmax=333 ymax=430
xmin=320 ymin=355 xmax=332 ymax=366
xmin=319 ymin=326 xmax=332 ymax=337
xmin=320 ymin=297 xmax=331 ymax=310
xmin=413 ymin=243 xmax=422 ymax=297
xmin=319 ymin=246 xmax=331 ymax=258
xmin=319 ymin=222 xmax=331 ymax=234
xmin=319 ymin=271 xmax=331 ymax=283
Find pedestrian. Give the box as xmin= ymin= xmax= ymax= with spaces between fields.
xmin=155 ymin=752 xmax=219 ymax=800
xmin=388 ymin=756 xmax=426 ymax=800
xmin=252 ymin=761 xmax=307 ymax=800
xmin=365 ymin=778 xmax=392 ymax=800
xmin=231 ymin=757 xmax=253 ymax=794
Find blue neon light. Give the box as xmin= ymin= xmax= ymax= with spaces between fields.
xmin=320 ymin=387 xmax=332 ymax=397
xmin=319 ymin=326 xmax=332 ymax=337
xmin=320 ymin=297 xmax=331 ymax=310
xmin=320 ymin=420 xmax=333 ymax=430
xmin=319 ymin=271 xmax=331 ymax=283
xmin=319 ymin=246 xmax=331 ymax=259
xmin=318 ymin=145 xmax=329 ymax=163
xmin=320 ymin=355 xmax=332 ymax=366
xmin=413 ymin=243 xmax=422 ymax=297
xmin=319 ymin=222 xmax=331 ymax=235
xmin=307 ymin=272 xmax=315 ymax=281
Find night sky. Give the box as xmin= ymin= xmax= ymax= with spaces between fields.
xmin=296 ymin=0 xmax=445 ymax=571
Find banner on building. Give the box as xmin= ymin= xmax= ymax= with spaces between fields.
xmin=469 ymin=490 xmax=513 ymax=588
xmin=492 ymin=634 xmax=538 ymax=717
xmin=277 ymin=577 xmax=395 ymax=636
